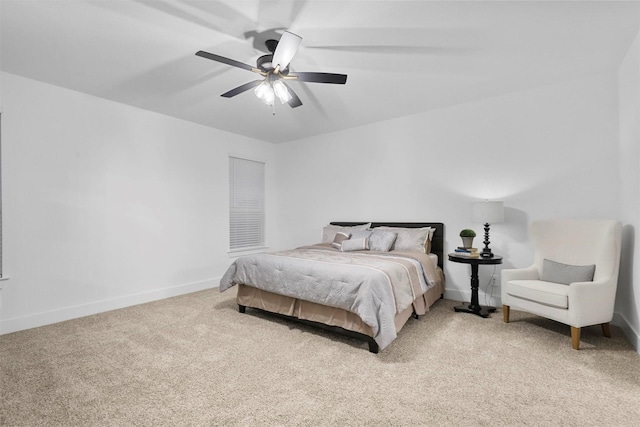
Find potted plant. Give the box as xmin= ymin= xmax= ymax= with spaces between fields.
xmin=459 ymin=229 xmax=476 ymax=249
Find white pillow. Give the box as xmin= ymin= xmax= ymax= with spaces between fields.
xmin=341 ymin=237 xmax=369 ymax=252
xmin=350 ymin=229 xmax=373 ymax=240
xmin=369 ymin=230 xmax=397 ymax=252
xmin=377 ymin=226 xmax=432 ymax=253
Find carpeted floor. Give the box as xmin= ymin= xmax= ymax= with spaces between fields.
xmin=1 ymin=289 xmax=639 ymax=426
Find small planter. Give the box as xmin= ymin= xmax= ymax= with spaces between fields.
xmin=461 ymin=236 xmax=474 ymax=249
xmin=459 ymin=229 xmax=476 ymax=249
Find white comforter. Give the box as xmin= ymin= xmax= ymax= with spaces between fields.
xmin=220 ymin=245 xmax=438 ymax=350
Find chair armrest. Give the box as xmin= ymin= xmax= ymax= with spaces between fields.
xmin=501 ymin=266 xmax=539 ymax=283
xmin=501 ymin=266 xmax=539 ymax=303
xmin=567 ymin=279 xmax=617 ymax=326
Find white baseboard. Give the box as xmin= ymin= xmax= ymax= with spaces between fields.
xmin=0 ymin=278 xmax=220 ymax=335
xmin=444 ymin=287 xmax=502 ymax=308
xmin=612 ymin=312 xmax=640 ymax=355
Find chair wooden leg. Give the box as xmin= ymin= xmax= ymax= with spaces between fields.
xmin=502 ymin=305 xmax=510 ymax=323
xmin=601 ymin=323 xmax=612 ymax=338
xmin=571 ymin=326 xmax=581 ymax=350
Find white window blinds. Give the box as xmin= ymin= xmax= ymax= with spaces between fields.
xmin=229 ymin=156 xmax=265 ymax=251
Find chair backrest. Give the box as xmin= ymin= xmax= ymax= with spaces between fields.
xmin=530 ymin=219 xmax=622 ymax=283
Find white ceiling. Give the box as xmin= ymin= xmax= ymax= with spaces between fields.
xmin=2 ymin=1 xmax=639 ymax=143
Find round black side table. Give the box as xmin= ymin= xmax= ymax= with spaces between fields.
xmin=448 ymin=254 xmax=503 ymax=318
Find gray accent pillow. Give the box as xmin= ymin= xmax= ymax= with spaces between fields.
xmin=341 ymin=237 xmax=369 ymax=252
xmin=369 ymin=230 xmax=397 ymax=252
xmin=331 ymin=232 xmax=350 ymax=249
xmin=541 ymin=259 xmax=596 ymax=285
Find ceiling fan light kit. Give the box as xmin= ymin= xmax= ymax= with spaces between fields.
xmin=254 ymin=81 xmax=275 ymax=105
xmin=196 ymin=30 xmax=347 ymax=111
xmin=272 ymin=80 xmax=293 ymax=104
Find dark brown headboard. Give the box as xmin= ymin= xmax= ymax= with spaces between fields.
xmin=330 ymin=222 xmax=445 ymax=270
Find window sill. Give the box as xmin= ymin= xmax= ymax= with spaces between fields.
xmin=228 ymin=247 xmax=269 ymax=258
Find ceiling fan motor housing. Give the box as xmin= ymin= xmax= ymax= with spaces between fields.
xmin=265 ymin=39 xmax=279 ymax=53
xmin=258 ymin=38 xmax=291 ymax=74
xmin=257 ymin=54 xmax=289 ymax=75
xmin=256 ymin=54 xmax=273 ymax=72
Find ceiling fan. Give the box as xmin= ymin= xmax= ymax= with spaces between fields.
xmin=196 ymin=31 xmax=347 ymax=109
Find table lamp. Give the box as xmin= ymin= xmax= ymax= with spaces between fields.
xmin=471 ymin=200 xmax=504 ymax=258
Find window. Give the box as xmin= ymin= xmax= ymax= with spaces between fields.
xmin=229 ymin=156 xmax=265 ymax=252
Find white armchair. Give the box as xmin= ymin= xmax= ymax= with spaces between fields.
xmin=501 ymin=219 xmax=622 ymax=350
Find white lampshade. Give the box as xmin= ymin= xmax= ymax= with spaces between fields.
xmin=471 ymin=200 xmax=504 ymax=224
xmin=254 ymin=81 xmax=274 ymax=106
xmin=272 ymin=80 xmax=292 ymax=104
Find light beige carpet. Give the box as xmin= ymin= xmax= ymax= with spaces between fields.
xmin=1 ymin=289 xmax=639 ymax=426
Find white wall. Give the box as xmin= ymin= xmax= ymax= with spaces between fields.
xmin=1 ymin=67 xmax=636 ymax=353
xmin=276 ymin=73 xmax=620 ymax=308
xmin=0 ymin=72 xmax=277 ymax=334
xmin=618 ymin=28 xmax=640 ymax=351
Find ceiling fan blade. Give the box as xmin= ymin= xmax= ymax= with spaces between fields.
xmin=272 ymin=30 xmax=302 ymax=70
xmin=307 ymin=45 xmax=474 ymax=55
xmin=221 ymin=80 xmax=264 ymax=98
xmin=290 ymin=72 xmax=347 ymax=84
xmin=281 ymin=82 xmax=302 ymax=108
xmin=196 ymin=50 xmax=260 ymax=74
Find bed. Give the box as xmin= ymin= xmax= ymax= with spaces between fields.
xmin=220 ymin=222 xmax=445 ymax=353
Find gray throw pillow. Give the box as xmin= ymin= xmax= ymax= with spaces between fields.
xmin=541 ymin=259 xmax=596 ymax=285
xmin=369 ymin=230 xmax=397 ymax=252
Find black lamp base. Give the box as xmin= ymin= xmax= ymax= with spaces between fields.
xmin=480 ymin=248 xmax=494 ymax=258
xmin=481 ymin=222 xmax=494 ymax=258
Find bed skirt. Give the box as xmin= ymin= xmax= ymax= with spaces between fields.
xmin=236 ymin=274 xmax=445 ymax=346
